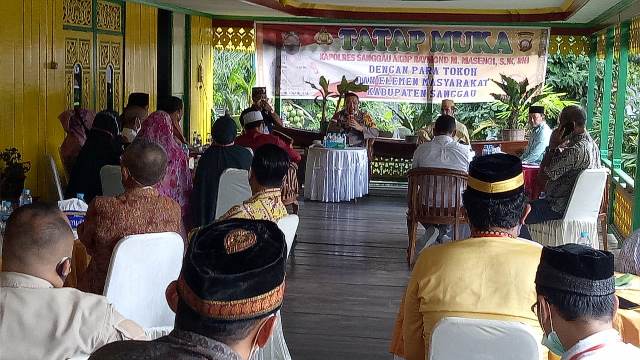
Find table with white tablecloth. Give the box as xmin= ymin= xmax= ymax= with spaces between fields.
xmin=304 ymin=146 xmax=369 ymax=202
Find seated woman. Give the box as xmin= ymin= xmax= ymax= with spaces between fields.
xmin=65 ymin=110 xmax=122 ymax=203
xmin=137 ymin=109 xmax=192 ymax=227
xmin=617 ymin=229 xmax=640 ymax=275
xmin=190 ymin=115 xmax=253 ymax=228
xmin=328 ymin=92 xmax=379 ymax=147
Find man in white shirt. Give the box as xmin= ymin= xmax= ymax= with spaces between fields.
xmin=411 ymin=115 xmax=473 ymax=245
xmin=534 ymin=244 xmax=640 ymax=359
xmin=0 ymin=203 xmax=146 ymax=360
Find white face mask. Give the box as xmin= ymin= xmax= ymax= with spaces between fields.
xmin=121 ymin=127 xmax=138 ymax=143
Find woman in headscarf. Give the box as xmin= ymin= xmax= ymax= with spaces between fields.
xmin=618 ymin=229 xmax=640 ymax=275
xmin=58 ymin=107 xmax=96 ymax=174
xmin=190 ymin=115 xmax=253 ymax=228
xmin=65 ymin=110 xmax=122 ymax=203
xmin=137 ymin=111 xmax=193 ymax=225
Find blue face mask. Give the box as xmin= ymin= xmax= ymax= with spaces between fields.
xmin=540 ymin=302 xmax=565 ymax=356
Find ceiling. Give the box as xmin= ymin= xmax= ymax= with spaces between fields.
xmin=150 ymin=0 xmax=637 ymax=26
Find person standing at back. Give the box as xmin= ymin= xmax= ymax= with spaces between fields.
xmin=190 ymin=115 xmax=253 ymax=228
xmin=534 ymin=244 xmax=640 ymax=359
xmin=78 ymin=139 xmax=184 ymax=294
xmin=240 ymin=87 xmax=283 ymax=132
xmin=520 ymin=106 xmax=552 ymax=165
xmin=0 ymin=203 xmax=146 ymax=360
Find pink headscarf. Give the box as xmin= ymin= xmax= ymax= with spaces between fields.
xmin=137 ymin=111 xmax=193 ymax=223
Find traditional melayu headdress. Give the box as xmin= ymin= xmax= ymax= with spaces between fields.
xmin=177 ymin=218 xmax=287 ymax=321
xmin=535 ymin=244 xmax=615 ymax=296
xmin=466 ymin=153 xmax=525 ymax=199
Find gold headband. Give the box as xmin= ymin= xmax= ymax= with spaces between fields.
xmin=467 ymin=173 xmax=524 ymax=194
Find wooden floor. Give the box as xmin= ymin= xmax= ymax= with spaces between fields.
xmin=282 ymin=196 xmax=411 ymax=360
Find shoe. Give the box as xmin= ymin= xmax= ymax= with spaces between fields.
xmin=419 ymin=226 xmax=440 ymax=253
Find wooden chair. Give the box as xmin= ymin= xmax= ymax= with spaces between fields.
xmin=407 ymin=167 xmax=468 ymax=267
xmin=281 ymin=162 xmax=299 ymax=214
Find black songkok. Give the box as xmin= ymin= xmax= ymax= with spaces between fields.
xmin=178 ymin=219 xmax=286 ymax=321
xmin=212 ymin=115 xmax=238 ymax=145
xmin=466 ymin=153 xmax=524 ymax=199
xmin=529 ymin=106 xmax=545 ymax=114
xmin=535 ymin=244 xmax=615 ymax=296
xmin=252 ymin=87 xmax=267 ymax=98
xmin=127 ymin=92 xmax=150 ymax=108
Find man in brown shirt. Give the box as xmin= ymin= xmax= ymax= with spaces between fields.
xmin=78 ymin=139 xmax=184 ymax=294
xmin=0 ymin=203 xmax=146 ymax=360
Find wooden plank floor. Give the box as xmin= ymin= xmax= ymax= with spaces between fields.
xmin=282 ymin=196 xmax=411 ymax=360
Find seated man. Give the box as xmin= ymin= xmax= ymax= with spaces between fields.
xmin=190 ymin=115 xmax=253 ymax=228
xmin=520 ymin=106 xmax=551 ymax=165
xmin=617 ymin=229 xmax=640 ymax=275
xmin=411 ymin=114 xmax=473 ymax=245
xmin=390 ymin=154 xmax=544 ymax=360
xmin=240 ymin=86 xmax=283 ymax=132
xmin=328 ymin=92 xmax=379 ymax=147
xmin=236 ymin=110 xmax=301 ymax=163
xmin=120 ymin=105 xmax=147 ymax=144
xmin=219 ymin=144 xmax=289 ymax=223
xmin=90 ymin=218 xmax=286 ymax=360
xmin=534 ymin=244 xmax=640 ymax=358
xmin=522 ymin=105 xmax=600 ymax=236
xmin=0 ymin=203 xmax=145 ymax=359
xmin=416 ymin=99 xmax=471 ymax=145
xmin=78 ymin=139 xmax=184 ymax=294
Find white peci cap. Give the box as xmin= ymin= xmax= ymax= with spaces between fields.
xmin=243 ymin=110 xmax=264 ymax=125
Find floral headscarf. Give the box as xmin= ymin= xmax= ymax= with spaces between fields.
xmin=137 ymin=111 xmax=192 ymax=223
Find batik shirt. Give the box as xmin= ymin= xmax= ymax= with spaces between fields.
xmin=329 ymin=109 xmax=379 ymax=147
xmin=89 ymin=330 xmax=243 ymax=360
xmin=521 ymin=122 xmax=552 ymax=164
xmin=219 ymin=188 xmax=288 ymax=222
xmin=416 ymin=120 xmax=471 ymax=145
xmin=544 ymin=131 xmax=601 ymax=214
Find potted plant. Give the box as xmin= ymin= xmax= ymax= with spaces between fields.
xmin=490 ymin=74 xmax=551 ymax=141
xmin=305 ymin=76 xmax=335 ymax=134
xmin=0 ymin=148 xmax=31 ymax=201
xmin=391 ymin=104 xmax=432 ymax=144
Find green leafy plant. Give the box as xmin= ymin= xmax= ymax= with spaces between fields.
xmin=490 ymin=74 xmax=551 ymax=130
xmin=390 ymin=103 xmax=432 ymax=134
xmin=334 ymin=76 xmax=369 ymax=110
xmin=305 ymin=76 xmax=335 ymax=124
xmin=0 ymin=147 xmax=31 ymax=200
xmin=213 ymin=51 xmax=255 ymax=116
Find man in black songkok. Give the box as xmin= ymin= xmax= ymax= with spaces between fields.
xmin=533 ymin=244 xmax=640 ymax=358
xmin=90 ymin=219 xmax=287 ymax=360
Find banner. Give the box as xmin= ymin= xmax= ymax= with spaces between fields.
xmin=257 ymin=24 xmax=549 ymax=103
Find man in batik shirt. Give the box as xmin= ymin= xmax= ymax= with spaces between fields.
xmin=328 ymin=92 xmax=379 ymax=147
xmin=522 ymin=105 xmax=600 ymax=237
xmin=219 ymin=144 xmax=289 ymax=222
xmin=416 ymin=99 xmax=471 ymax=145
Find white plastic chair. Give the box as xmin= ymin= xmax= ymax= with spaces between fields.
xmin=103 ymin=232 xmax=183 ymax=329
xmin=429 ymin=317 xmax=541 ymax=360
xmin=100 ymin=165 xmax=125 ymax=197
xmin=277 ymin=214 xmax=299 ymax=259
xmin=49 ymin=154 xmax=64 ymax=201
xmin=529 ymin=168 xmax=608 ymax=248
xmin=215 ymin=168 xmax=251 ymax=219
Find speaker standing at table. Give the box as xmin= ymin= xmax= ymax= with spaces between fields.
xmin=328 ymin=92 xmax=379 ymax=148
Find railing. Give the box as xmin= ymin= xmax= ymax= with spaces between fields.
xmin=601 ymin=158 xmax=634 ymax=240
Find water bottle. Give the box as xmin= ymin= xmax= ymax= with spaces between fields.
xmin=182 ymin=143 xmax=190 ymax=157
xmin=577 ymin=231 xmax=591 ymax=247
xmin=76 ymin=193 xmax=85 ymax=202
xmin=0 ymin=201 xmax=12 ymax=222
xmin=19 ymin=189 xmax=32 ymax=207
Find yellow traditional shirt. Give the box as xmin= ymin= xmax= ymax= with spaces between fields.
xmin=219 ymin=188 xmax=288 ymax=222
xmin=416 ymin=120 xmax=471 ymax=145
xmin=390 ymin=236 xmax=544 ymax=360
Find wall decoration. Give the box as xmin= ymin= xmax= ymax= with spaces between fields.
xmin=97 ymin=1 xmax=122 ymax=32
xmin=63 ymin=0 xmax=92 ymax=28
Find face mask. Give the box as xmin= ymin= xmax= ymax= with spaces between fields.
xmin=121 ymin=127 xmax=138 ymax=143
xmin=540 ymin=302 xmax=565 ymax=356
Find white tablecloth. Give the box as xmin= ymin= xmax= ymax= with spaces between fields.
xmin=304 ymin=146 xmax=369 ymax=202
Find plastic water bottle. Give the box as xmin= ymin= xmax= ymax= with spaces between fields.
xmin=182 ymin=143 xmax=190 ymax=157
xmin=0 ymin=201 xmax=12 ymax=222
xmin=577 ymin=231 xmax=591 ymax=247
xmin=76 ymin=193 xmax=85 ymax=202
xmin=19 ymin=189 xmax=32 ymax=207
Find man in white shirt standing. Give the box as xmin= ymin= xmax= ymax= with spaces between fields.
xmin=534 ymin=244 xmax=640 ymax=359
xmin=411 ymin=114 xmax=474 ymax=246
